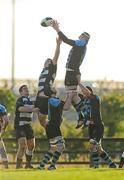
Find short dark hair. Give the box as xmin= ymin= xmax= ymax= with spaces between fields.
xmin=86 ymin=86 xmax=93 ymax=93
xmin=82 ymin=32 xmax=90 ymax=39
xmin=19 ymin=85 xmax=27 ymax=93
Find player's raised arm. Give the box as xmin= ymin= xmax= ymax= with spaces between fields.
xmin=52 ymin=20 xmax=75 ymax=46
xmin=52 ymin=36 xmax=62 ymax=65
xmin=63 ymin=91 xmax=75 ymax=111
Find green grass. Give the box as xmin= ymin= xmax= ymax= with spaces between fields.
xmin=1 ymin=167 xmax=124 ymax=180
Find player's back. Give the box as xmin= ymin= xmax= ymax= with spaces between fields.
xmin=46 ymin=97 xmax=64 ymax=139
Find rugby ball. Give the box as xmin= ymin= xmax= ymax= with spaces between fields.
xmin=40 ymin=17 xmax=53 ymax=27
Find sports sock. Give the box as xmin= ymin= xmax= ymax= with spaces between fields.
xmin=50 ymin=151 xmax=61 ymax=167
xmin=91 ymin=152 xmax=100 ymax=168
xmin=100 ymin=151 xmax=114 ymax=166
xmin=2 ymin=161 xmax=8 ymax=168
xmin=40 ymin=152 xmax=53 ymax=167
xmin=16 ymin=158 xmax=23 ymax=168
xmin=25 ymin=154 xmax=32 ymax=167
xmin=0 ymin=146 xmax=8 ymax=161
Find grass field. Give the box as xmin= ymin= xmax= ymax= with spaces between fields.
xmin=1 ymin=167 xmax=124 ymax=180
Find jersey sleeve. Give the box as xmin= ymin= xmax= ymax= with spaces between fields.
xmin=59 ymin=100 xmax=65 ymax=109
xmin=58 ymin=31 xmax=75 ymax=46
xmin=0 ymin=104 xmax=7 ymax=116
xmin=50 ymin=62 xmax=57 ymax=71
xmin=16 ymin=98 xmax=24 ymax=109
xmin=58 ymin=31 xmax=87 ymax=47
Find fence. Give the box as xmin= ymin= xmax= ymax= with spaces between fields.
xmin=3 ymin=137 xmax=124 ymax=166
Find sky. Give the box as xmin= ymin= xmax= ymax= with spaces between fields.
xmin=0 ymin=0 xmax=124 ymax=82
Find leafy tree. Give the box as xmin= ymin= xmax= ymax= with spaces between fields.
xmin=0 ymin=88 xmax=16 ymax=113
xmin=101 ymin=92 xmax=124 ymax=137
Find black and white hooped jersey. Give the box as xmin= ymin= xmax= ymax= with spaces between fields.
xmin=14 ymin=96 xmax=33 ymax=128
xmin=58 ymin=31 xmax=88 ymax=71
xmin=38 ymin=61 xmax=57 ymax=96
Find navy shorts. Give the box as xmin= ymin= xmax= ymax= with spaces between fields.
xmin=64 ymin=70 xmax=81 ymax=86
xmin=35 ymin=96 xmax=48 ymax=115
xmin=88 ymin=123 xmax=104 ymax=142
xmin=15 ymin=124 xmax=34 ymax=139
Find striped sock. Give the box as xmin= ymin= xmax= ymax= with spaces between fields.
xmin=50 ymin=151 xmax=61 ymax=167
xmin=92 ymin=152 xmax=100 ymax=168
xmin=40 ymin=152 xmax=53 ymax=167
xmin=25 ymin=154 xmax=32 ymax=167
xmin=0 ymin=146 xmax=8 ymax=161
xmin=100 ymin=151 xmax=113 ymax=166
xmin=16 ymin=158 xmax=23 ymax=169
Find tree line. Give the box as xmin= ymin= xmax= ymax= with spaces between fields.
xmin=0 ymin=87 xmax=124 ymax=138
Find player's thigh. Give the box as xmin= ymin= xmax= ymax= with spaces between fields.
xmin=38 ymin=113 xmax=47 ymax=128
xmin=96 ymin=141 xmax=104 ymax=154
xmin=65 ymin=71 xmax=78 ymax=86
xmin=35 ymin=96 xmax=48 ymax=115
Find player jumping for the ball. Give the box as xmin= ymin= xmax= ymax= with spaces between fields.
xmin=35 ymin=36 xmax=62 ymax=129
xmin=51 ymin=20 xmax=90 ymax=128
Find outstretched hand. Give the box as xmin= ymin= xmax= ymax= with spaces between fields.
xmin=51 ymin=20 xmax=60 ymax=33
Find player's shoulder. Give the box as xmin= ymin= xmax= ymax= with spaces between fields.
xmin=49 ymin=97 xmax=61 ymax=107
xmin=91 ymin=94 xmax=100 ymax=101
xmin=75 ymin=39 xmax=87 ymax=46
xmin=0 ymin=104 xmax=7 ymax=113
xmin=16 ymin=96 xmax=29 ymax=104
xmin=16 ymin=96 xmax=23 ymax=102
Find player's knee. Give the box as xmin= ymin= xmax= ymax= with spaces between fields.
xmin=17 ymin=147 xmax=26 ymax=159
xmin=18 ymin=138 xmax=27 ymax=151
xmin=57 ymin=142 xmax=65 ymax=153
xmin=27 ymin=138 xmax=35 ymax=150
xmin=26 ymin=149 xmax=34 ymax=156
xmin=49 ymin=146 xmax=56 ymax=153
xmin=97 ymin=145 xmax=104 ymax=155
xmin=28 ymin=143 xmax=35 ymax=151
xmin=89 ymin=144 xmax=97 ymax=152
